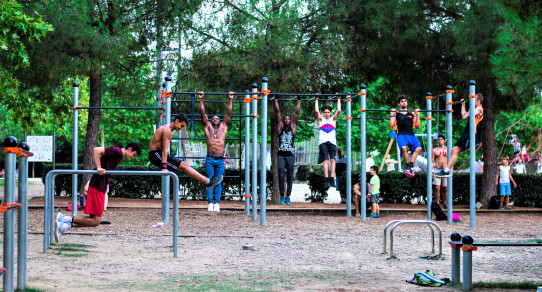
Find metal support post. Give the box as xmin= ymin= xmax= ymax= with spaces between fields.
xmin=244 ymin=90 xmax=251 ymax=216
xmin=462 ymin=235 xmax=475 ymax=291
xmin=468 ymin=81 xmax=476 ymax=228
xmin=346 ymin=92 xmax=352 ymax=217
xmin=3 ymin=136 xmax=18 ymax=292
xmin=446 ymin=85 xmax=454 ymax=223
xmin=161 ymin=76 xmax=172 ymax=225
xmin=450 ymin=232 xmax=462 ymax=285
xmin=17 ymin=142 xmax=31 ymax=290
xmin=72 ymin=82 xmax=79 ymax=216
xmin=426 ymin=92 xmax=433 ymax=219
xmin=360 ymin=85 xmax=367 ymax=221
xmin=251 ymin=83 xmax=258 ymax=220
xmin=260 ymin=77 xmax=268 ymax=226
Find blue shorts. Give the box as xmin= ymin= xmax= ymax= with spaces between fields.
xmin=397 ymin=134 xmax=421 ymax=154
xmin=499 ymin=182 xmax=511 ymax=196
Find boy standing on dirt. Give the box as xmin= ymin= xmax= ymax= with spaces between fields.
xmin=55 ymin=142 xmax=142 ymax=242
xmin=367 ymin=166 xmax=381 ymax=218
xmin=495 ymin=156 xmax=517 ymax=210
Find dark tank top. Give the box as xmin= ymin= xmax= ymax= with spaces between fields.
xmin=395 ymin=112 xmax=415 ymax=135
xmin=278 ymin=125 xmax=295 ymax=156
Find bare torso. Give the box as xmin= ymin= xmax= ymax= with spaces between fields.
xmin=205 ymin=123 xmax=227 ymax=155
xmin=149 ymin=124 xmax=172 ymax=152
xmin=433 ymin=146 xmax=448 ymax=168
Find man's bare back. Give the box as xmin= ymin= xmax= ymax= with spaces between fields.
xmin=149 ymin=124 xmax=172 ymax=152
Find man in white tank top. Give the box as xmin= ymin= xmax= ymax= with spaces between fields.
xmin=315 ymin=97 xmax=341 ymax=188
xmin=495 ymin=156 xmax=517 ymax=210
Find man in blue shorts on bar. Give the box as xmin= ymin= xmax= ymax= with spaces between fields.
xmin=388 ymin=95 xmax=421 ymax=178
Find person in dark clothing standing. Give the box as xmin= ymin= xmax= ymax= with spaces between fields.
xmin=274 ymin=97 xmax=301 ymax=205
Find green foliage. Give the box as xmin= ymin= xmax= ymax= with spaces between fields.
xmin=472 ymin=280 xmax=542 ymax=289
xmin=306 ymin=172 xmax=329 ymax=202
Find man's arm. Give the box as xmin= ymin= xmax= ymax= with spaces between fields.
xmin=333 ymin=97 xmax=341 ymax=120
xmin=93 ymin=147 xmax=106 ymax=175
xmin=198 ymin=91 xmax=209 ymax=126
xmin=388 ymin=108 xmax=396 ymax=130
xmin=314 ymin=98 xmax=321 ymax=121
xmin=495 ymin=170 xmax=499 ymax=185
xmin=224 ymin=91 xmax=234 ymax=127
xmin=414 ymin=109 xmax=421 ymax=129
xmin=292 ymin=99 xmax=301 ymax=135
xmin=460 ymin=99 xmax=469 ymax=119
xmin=509 ymin=169 xmax=517 ymax=187
xmin=273 ymin=100 xmax=283 ymax=134
xmin=161 ymin=129 xmax=172 ymax=171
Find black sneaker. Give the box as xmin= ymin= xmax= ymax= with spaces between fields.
xmin=435 ymin=170 xmax=451 ymax=178
xmin=206 ymin=175 xmax=223 ymax=190
xmin=330 ymin=177 xmax=336 ymax=188
xmin=324 ymin=178 xmax=331 ymax=188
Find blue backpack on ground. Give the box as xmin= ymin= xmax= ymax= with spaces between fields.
xmin=407 ymin=270 xmax=450 ymax=287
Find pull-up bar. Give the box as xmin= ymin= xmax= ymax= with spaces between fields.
xmin=71 ymin=106 xmax=163 ymax=110
xmin=361 ymin=109 xmax=450 ymax=113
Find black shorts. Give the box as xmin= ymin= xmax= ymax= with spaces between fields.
xmin=318 ymin=142 xmax=337 ymax=164
xmin=149 ymin=150 xmax=182 ymax=172
xmin=454 ymin=131 xmax=482 ymax=151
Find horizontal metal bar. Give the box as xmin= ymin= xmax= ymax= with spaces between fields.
xmin=171 ymin=137 xmax=240 ymax=141
xmin=473 ymin=242 xmax=542 ymax=247
xmin=172 ymin=92 xmax=250 ymax=96
xmin=352 ymin=117 xmax=389 ymax=120
xmin=74 ymin=107 xmax=162 ymax=110
xmin=183 ymin=114 xmax=253 ymax=118
xmin=180 ymin=118 xmax=242 ymax=122
xmin=177 ymin=175 xmax=241 ymax=178
xmin=362 ymin=109 xmax=448 ymax=113
xmin=271 ymin=93 xmax=351 ymax=97
xmin=174 ymin=156 xmax=241 ymax=160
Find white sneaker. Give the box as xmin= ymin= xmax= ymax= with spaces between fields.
xmin=207 ymin=203 xmax=213 ymax=212
xmin=54 ymin=222 xmax=69 ymax=243
xmin=213 ymin=203 xmax=220 ymax=213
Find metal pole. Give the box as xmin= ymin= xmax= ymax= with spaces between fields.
xmin=426 ymin=93 xmax=433 ymax=219
xmin=360 ymin=84 xmax=367 ymax=221
xmin=3 ymin=136 xmax=17 ymax=292
xmin=161 ymin=76 xmax=172 ymax=225
xmin=72 ymin=82 xmax=79 ymax=217
xmin=251 ymin=83 xmax=258 ymax=220
xmin=260 ymin=77 xmax=268 ymax=226
xmin=346 ymin=92 xmax=352 ymax=217
xmin=462 ymin=235 xmax=474 ymax=291
xmin=468 ymin=81 xmax=476 ymax=228
xmin=450 ymin=232 xmax=462 ymax=285
xmin=17 ymin=142 xmax=31 ymax=290
xmin=446 ymin=85 xmax=454 ymax=223
xmin=244 ymin=90 xmax=251 ymax=216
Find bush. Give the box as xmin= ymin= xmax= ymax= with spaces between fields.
xmin=42 ymin=163 xmax=273 ymax=200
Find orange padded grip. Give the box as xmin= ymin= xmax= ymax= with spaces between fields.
xmin=4 ymin=147 xmax=22 ymax=154
xmin=446 ymin=101 xmax=454 ymax=105
xmin=243 ymin=194 xmax=252 ymax=198
xmin=358 ymin=92 xmax=367 ymax=95
xmin=261 ymin=89 xmax=271 ymax=95
xmin=425 ymin=117 xmax=433 ymax=120
xmin=468 ymin=94 xmax=477 ymax=98
xmin=446 ymin=90 xmax=455 ymax=93
xmin=345 ymin=117 xmax=352 ymax=120
xmin=426 ymin=96 xmax=433 ymax=99
xmin=253 ymin=115 xmax=259 ymax=118
xmin=462 ymin=246 xmax=477 ymax=251
xmin=244 ymin=98 xmax=252 ymax=103
xmin=447 ymin=109 xmax=454 ymax=113
xmin=345 ymin=99 xmax=352 ymax=102
xmin=359 ymin=109 xmax=366 ymax=112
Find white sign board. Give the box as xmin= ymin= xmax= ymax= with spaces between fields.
xmin=26 ymin=136 xmax=54 ymax=162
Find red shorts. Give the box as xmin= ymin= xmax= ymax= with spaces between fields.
xmin=84 ymin=186 xmax=105 ymax=217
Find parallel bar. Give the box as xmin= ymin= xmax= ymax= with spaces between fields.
xmin=43 ymin=170 xmax=180 ymax=257
xmin=172 ymin=99 xmax=245 ymax=103
xmin=183 ymin=114 xmax=253 ymax=118
xmin=271 ymin=93 xmax=351 ymax=97
xmin=174 ymin=156 xmax=241 ymax=160
xmin=362 ymin=109 xmax=448 ymax=113
xmin=172 ymin=137 xmax=240 ymax=141
xmin=172 ymin=91 xmax=250 ymax=96
xmin=73 ymin=107 xmax=162 ymax=110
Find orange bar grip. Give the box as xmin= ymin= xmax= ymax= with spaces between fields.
xmin=161 ymin=114 xmax=165 ymax=117
xmin=243 ymin=194 xmax=252 ymax=198
xmin=358 ymin=92 xmax=367 ymax=95
xmin=71 ymin=106 xmax=78 ymax=110
xmin=18 ymin=152 xmax=33 ymax=158
xmin=0 ymin=268 xmax=5 ymax=275
xmin=359 ymin=109 xmax=366 ymax=112
xmin=468 ymin=94 xmax=477 ymax=98
xmin=261 ymin=89 xmax=271 ymax=95
xmin=426 ymin=96 xmax=433 ymax=99
xmin=447 ymin=109 xmax=454 ymax=113
xmin=446 ymin=101 xmax=454 ymax=105
xmin=345 ymin=117 xmax=352 ymax=120
xmin=425 ymin=117 xmax=433 ymax=120
xmin=3 ymin=147 xmax=22 ymax=154
xmin=252 ymin=96 xmax=261 ymax=100
xmin=244 ymin=98 xmax=252 ymax=103
xmin=462 ymin=246 xmax=477 ymax=252
xmin=161 ymin=101 xmax=166 ymax=104
xmin=446 ymin=90 xmax=455 ymax=93
xmin=345 ymin=99 xmax=352 ymax=102
xmin=253 ymin=115 xmax=259 ymax=118
xmin=251 ymin=91 xmax=259 ymax=94
xmin=450 ymin=244 xmax=460 ymax=248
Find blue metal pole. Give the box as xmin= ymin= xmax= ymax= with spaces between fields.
xmin=251 ymin=83 xmax=258 ymax=220
xmin=3 ymin=136 xmax=17 ymax=292
xmin=426 ymin=92 xmax=433 ymax=219
xmin=360 ymin=85 xmax=367 ymax=221
xmin=468 ymin=81 xmax=476 ymax=228
xmin=260 ymin=77 xmax=268 ymax=226
xmin=244 ymin=90 xmax=251 ymax=216
xmin=346 ymin=92 xmax=352 ymax=217
xmin=72 ymin=82 xmax=79 ymax=217
xmin=17 ymin=142 xmax=31 ymax=290
xmin=450 ymin=232 xmax=462 ymax=285
xmin=462 ymin=235 xmax=474 ymax=291
xmin=446 ymin=85 xmax=454 ymax=223
xmin=162 ymin=76 xmax=172 ymax=225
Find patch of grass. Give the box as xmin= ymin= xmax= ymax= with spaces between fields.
xmin=55 ymin=243 xmax=92 ymax=257
xmin=22 ymin=288 xmax=45 ymax=292
xmin=472 ymin=280 xmax=542 ymax=289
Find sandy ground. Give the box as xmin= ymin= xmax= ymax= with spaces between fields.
xmin=1 ymin=180 xmax=541 ymax=291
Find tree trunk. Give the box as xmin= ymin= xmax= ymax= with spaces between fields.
xmin=80 ymin=65 xmax=102 ymax=193
xmin=481 ymin=84 xmax=497 ymax=208
xmin=270 ymin=113 xmax=280 ymax=204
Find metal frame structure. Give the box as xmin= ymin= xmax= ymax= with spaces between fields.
xmin=383 ymin=219 xmax=442 ymax=258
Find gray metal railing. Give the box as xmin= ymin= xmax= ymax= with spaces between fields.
xmin=383 ymin=219 xmax=442 ymax=258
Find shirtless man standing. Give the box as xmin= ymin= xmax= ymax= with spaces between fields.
xmin=199 ymin=91 xmax=234 ymax=212
xmin=432 ymin=135 xmax=448 ymax=209
xmin=149 ymin=113 xmax=222 ymax=189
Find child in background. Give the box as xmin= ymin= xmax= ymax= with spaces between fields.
xmin=367 ymin=165 xmax=381 ymax=218
xmin=495 ymin=156 xmax=517 ymax=210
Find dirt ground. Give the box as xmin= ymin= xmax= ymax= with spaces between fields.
xmin=2 ymin=181 xmax=542 ymax=291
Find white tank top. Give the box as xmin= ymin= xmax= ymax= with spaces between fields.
xmin=499 ymin=165 xmax=510 ymax=184
xmin=318 ymin=117 xmax=337 ymax=145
